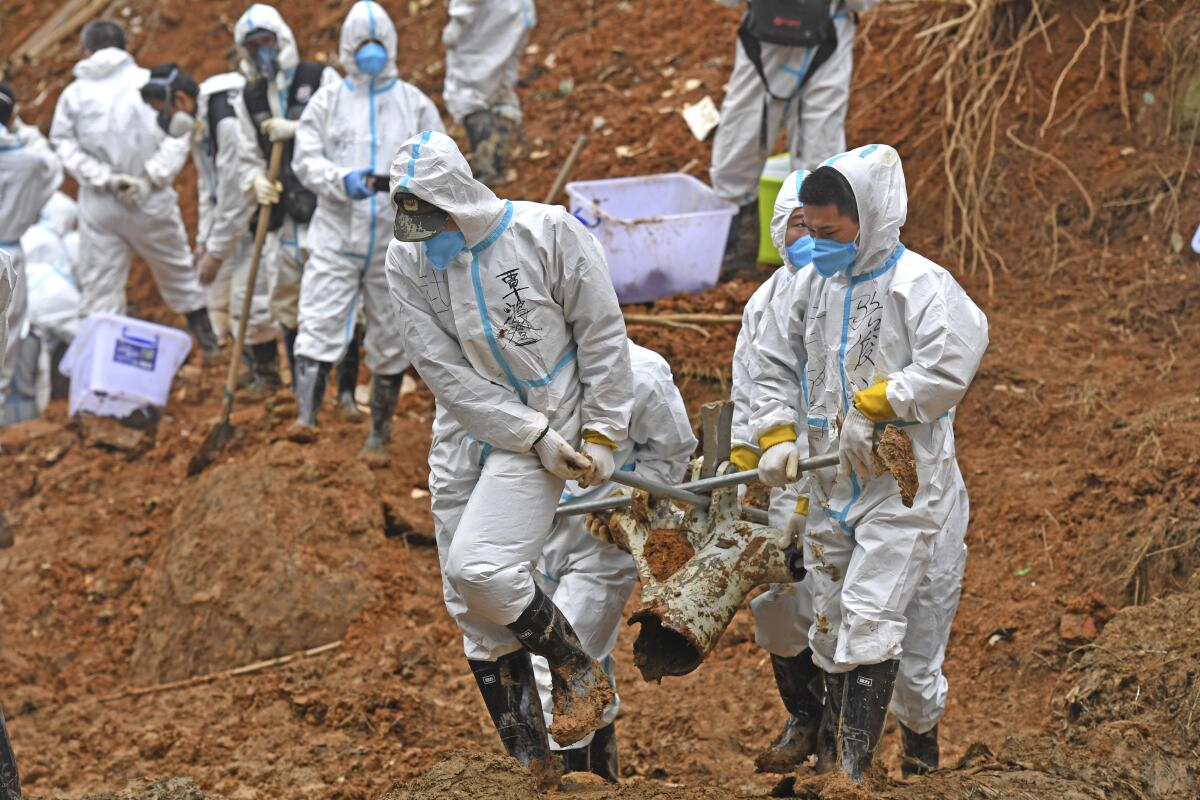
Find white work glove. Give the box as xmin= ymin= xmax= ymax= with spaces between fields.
xmin=586 ymin=512 xmax=615 ymax=544
xmin=777 ymin=510 xmax=807 ymax=549
xmin=577 ymin=441 xmax=616 ymax=488
xmin=758 ymin=440 xmax=799 ymax=488
xmin=442 ymin=19 xmax=464 ymax=47
xmin=839 ymin=406 xmax=879 ymax=483
xmin=253 ymin=171 xmax=283 ymax=206
xmin=260 ymin=117 xmax=299 ymax=142
xmin=107 ymin=173 xmax=151 ymax=205
xmin=533 ymin=427 xmax=590 ymax=481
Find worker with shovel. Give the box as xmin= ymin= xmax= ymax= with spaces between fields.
xmin=752 ymin=144 xmax=988 ymax=782
xmin=290 ymin=0 xmax=444 ymax=450
xmin=140 ymin=64 xmax=282 ymax=392
xmin=384 ymin=130 xmax=634 ymax=786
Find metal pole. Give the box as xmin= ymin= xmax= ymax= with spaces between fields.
xmin=609 ymin=469 xmax=710 ymax=506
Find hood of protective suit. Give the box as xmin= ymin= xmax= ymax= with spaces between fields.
xmin=198 ymin=71 xmax=245 ymax=101
xmin=824 ymin=143 xmax=907 ymax=276
xmin=389 ymin=130 xmax=508 ymax=249
xmin=234 ymin=4 xmax=301 ymax=79
xmin=40 ymin=192 xmax=78 ymax=235
xmin=74 ymin=47 xmax=135 ymax=80
xmin=340 ymin=1 xmax=398 ymax=83
xmin=771 ymin=168 xmax=809 ymax=273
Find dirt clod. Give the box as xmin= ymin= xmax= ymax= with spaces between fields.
xmin=77 ymin=778 xmax=224 ymax=800
xmin=874 ymin=426 xmax=918 ymax=507
xmin=642 ymin=528 xmax=695 ymax=582
xmin=379 ymin=750 xmax=538 ymax=800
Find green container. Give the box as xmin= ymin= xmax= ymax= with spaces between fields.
xmin=757 ymin=153 xmax=792 ymax=265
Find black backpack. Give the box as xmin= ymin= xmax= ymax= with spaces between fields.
xmin=242 ymin=60 xmax=325 ymax=232
xmin=200 ymin=89 xmax=237 ymax=205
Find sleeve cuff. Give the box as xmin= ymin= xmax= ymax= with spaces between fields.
xmin=853 ymin=380 xmax=896 ymax=423
xmin=730 ymin=445 xmax=760 ymax=471
xmin=757 ymin=424 xmax=797 ymax=451
xmin=582 ymin=429 xmax=618 ymax=449
xmin=795 ymin=495 xmax=810 ymax=516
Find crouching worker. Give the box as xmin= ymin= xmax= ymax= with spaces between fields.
xmin=384 ymin=130 xmax=635 ymax=785
xmin=752 ymin=144 xmax=988 ymax=782
xmin=535 ymin=341 xmax=696 ymax=781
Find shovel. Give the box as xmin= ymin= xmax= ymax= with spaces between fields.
xmin=187 ymin=140 xmax=284 ymax=477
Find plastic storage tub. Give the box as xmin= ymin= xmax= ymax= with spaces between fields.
xmin=757 ymin=153 xmax=791 ymax=265
xmin=566 ymin=173 xmax=738 ymax=304
xmin=59 ymin=312 xmax=192 ymax=418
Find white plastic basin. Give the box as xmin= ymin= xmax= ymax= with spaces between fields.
xmin=566 ymin=173 xmax=738 ymax=304
xmin=59 ymin=312 xmax=192 ymax=418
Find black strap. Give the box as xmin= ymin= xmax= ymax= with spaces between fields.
xmin=206 ymin=89 xmax=236 ymax=159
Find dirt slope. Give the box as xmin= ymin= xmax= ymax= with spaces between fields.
xmin=1 ymin=0 xmax=1199 ymax=798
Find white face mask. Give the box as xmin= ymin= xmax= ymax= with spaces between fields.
xmin=167 ymin=110 xmax=195 ymax=139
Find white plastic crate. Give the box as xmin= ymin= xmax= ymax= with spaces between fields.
xmin=59 ymin=313 xmax=192 ymax=418
xmin=566 ymin=173 xmax=738 ymax=304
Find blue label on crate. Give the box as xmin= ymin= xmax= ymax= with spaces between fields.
xmin=113 ymin=329 xmax=159 ymax=371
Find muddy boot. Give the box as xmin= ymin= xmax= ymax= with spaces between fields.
xmin=335 ymin=329 xmax=363 ymax=420
xmin=587 ymin=721 xmax=619 ymax=782
xmin=900 ymin=722 xmax=939 ymax=777
xmin=0 ymin=705 xmax=21 ymax=800
xmin=838 ymin=659 xmax=899 ymax=783
xmin=248 ymin=340 xmax=283 ymax=392
xmin=720 ymin=201 xmax=759 ymax=279
xmin=363 ymin=373 xmax=402 ymax=453
xmin=289 ymin=356 xmax=329 ymax=441
xmin=492 ymin=113 xmax=520 ymax=185
xmin=465 ymin=110 xmax=501 ymax=186
xmin=814 ymin=670 xmax=844 ymax=774
xmin=508 ymin=586 xmax=615 ymax=747
xmin=755 ymin=650 xmax=824 ymax=773
xmin=559 ymin=745 xmax=590 ymax=775
xmin=282 ymin=326 xmax=298 ymax=390
xmin=469 ymin=652 xmax=560 ymax=788
xmin=185 ymin=309 xmax=222 ymax=363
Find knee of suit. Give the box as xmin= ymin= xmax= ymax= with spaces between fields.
xmin=444 ymin=543 xmax=529 ymax=615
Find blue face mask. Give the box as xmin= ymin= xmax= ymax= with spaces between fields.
xmin=811 ymin=237 xmax=858 ymax=277
xmin=423 ymin=230 xmax=467 ymax=270
xmin=785 ymin=235 xmax=814 ymax=270
xmin=252 ymin=46 xmax=278 ymax=80
xmin=355 ymin=42 xmax=389 ymax=77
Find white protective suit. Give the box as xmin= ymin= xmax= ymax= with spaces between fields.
xmin=293 ymin=1 xmax=445 ymax=373
xmin=385 ymin=130 xmax=634 ymax=660
xmin=0 ymin=250 xmax=11 ymax=356
xmin=530 ymin=342 xmax=697 ymax=750
xmin=709 ymin=0 xmax=878 ymax=206
xmin=232 ymin=4 xmax=341 ymax=331
xmin=195 ymin=71 xmax=275 ymax=346
xmin=730 ymin=168 xmax=822 ymax=658
xmin=49 ymin=48 xmax=203 ymax=316
xmin=442 ymin=0 xmax=536 ymax=124
xmin=749 ymin=144 xmax=987 ymax=733
xmin=0 ymin=122 xmax=62 ymax=409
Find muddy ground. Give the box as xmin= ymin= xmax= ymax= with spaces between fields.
xmin=2 ymin=0 xmax=1200 ymax=798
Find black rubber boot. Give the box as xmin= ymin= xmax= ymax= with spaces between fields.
xmin=588 ymin=721 xmax=620 ymax=783
xmin=838 ymin=659 xmax=900 ymax=783
xmin=900 ymin=722 xmax=939 ymax=777
xmin=755 ymin=650 xmax=825 ymax=773
xmin=248 ymin=340 xmax=283 ymax=392
xmin=464 ymin=110 xmax=500 ymax=186
xmin=469 ymin=652 xmax=559 ymax=787
xmin=184 ymin=309 xmax=221 ymax=362
xmin=508 ymin=586 xmax=614 ymax=748
xmin=0 ymin=705 xmax=21 ymax=800
xmin=363 ymin=373 xmax=402 ymax=452
xmin=720 ymin=201 xmax=760 ymax=278
xmin=814 ymin=670 xmax=844 ymax=774
xmin=560 ymin=745 xmax=590 ymax=775
xmin=282 ymin=326 xmax=298 ymax=390
xmin=291 ymin=356 xmax=329 ymax=432
xmin=492 ymin=114 xmax=519 ymax=185
xmin=335 ymin=328 xmax=363 ymax=420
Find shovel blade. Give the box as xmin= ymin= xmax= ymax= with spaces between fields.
xmin=187 ymin=421 xmax=236 ymax=477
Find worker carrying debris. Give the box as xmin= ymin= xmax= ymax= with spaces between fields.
xmin=750 ymin=144 xmax=988 ymax=782
xmin=383 ymin=130 xmax=635 ymax=786
xmin=290 ymin=0 xmax=444 ymax=448
xmin=0 ymin=82 xmax=62 ymax=427
xmin=710 ymin=0 xmax=879 ymax=273
xmin=231 ymin=4 xmax=341 ymax=386
xmin=442 ymin=0 xmax=536 ymax=186
xmin=49 ymin=20 xmax=219 ymax=360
